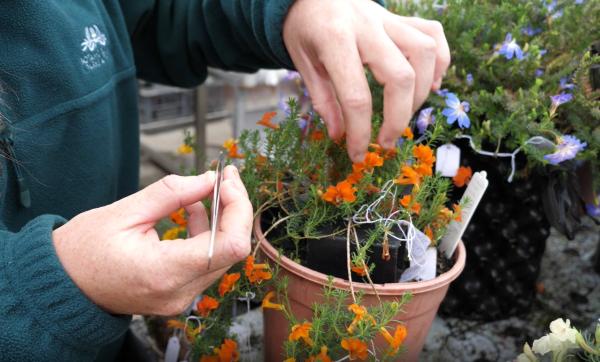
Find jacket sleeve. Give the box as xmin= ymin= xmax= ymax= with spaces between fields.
xmin=0 ymin=215 xmax=131 ymax=360
xmin=118 ymin=0 xmax=296 ymax=87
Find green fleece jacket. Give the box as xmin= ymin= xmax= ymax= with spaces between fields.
xmin=0 ymin=1 xmax=295 ymax=360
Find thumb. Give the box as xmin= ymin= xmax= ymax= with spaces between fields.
xmin=110 ymin=172 xmax=216 ymax=226
xmin=158 ymin=166 xmax=253 ymax=277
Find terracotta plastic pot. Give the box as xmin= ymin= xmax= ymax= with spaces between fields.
xmin=255 ymin=217 xmax=467 ymax=362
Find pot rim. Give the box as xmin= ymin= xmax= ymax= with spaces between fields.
xmin=254 ymin=215 xmax=466 ymax=296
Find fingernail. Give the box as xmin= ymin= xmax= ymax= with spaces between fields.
xmin=351 ymin=151 xmax=365 ymax=163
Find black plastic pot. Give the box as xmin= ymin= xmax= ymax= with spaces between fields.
xmin=304 ymin=225 xmax=409 ymax=284
xmin=440 ymin=140 xmax=550 ymax=320
xmin=260 ymin=208 xmax=409 ymax=284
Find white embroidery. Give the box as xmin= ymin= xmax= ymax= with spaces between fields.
xmin=81 ymin=25 xmax=107 ymax=52
xmin=80 ymin=25 xmax=109 ymax=72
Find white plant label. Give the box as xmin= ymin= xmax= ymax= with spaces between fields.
xmin=436 ymin=143 xmax=461 ymax=177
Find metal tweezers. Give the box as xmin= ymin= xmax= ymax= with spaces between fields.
xmin=207 ymin=152 xmax=225 ymax=270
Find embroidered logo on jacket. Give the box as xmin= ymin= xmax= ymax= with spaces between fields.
xmin=80 ymin=25 xmax=109 ymax=72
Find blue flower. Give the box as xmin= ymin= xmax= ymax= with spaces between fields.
xmin=435 ymin=88 xmax=449 ymax=97
xmin=416 ymin=107 xmax=436 ymax=134
xmin=442 ymin=93 xmax=470 ymax=129
xmin=521 ymin=25 xmax=541 ymax=36
xmin=575 ymin=0 xmax=584 ymax=4
xmin=498 ymin=33 xmax=524 ymax=60
xmin=543 ymin=135 xmax=587 ymax=165
xmin=550 ymin=92 xmax=573 ymax=108
xmin=466 ymin=73 xmax=474 ymax=86
xmin=539 ymin=49 xmax=548 ymax=57
xmin=559 ymin=77 xmax=574 ymax=90
xmin=285 ymin=71 xmax=301 ymax=81
xmin=278 ymin=93 xmax=291 ymax=115
xmin=586 ymin=196 xmax=600 ymax=217
xmin=535 ymin=68 xmax=545 ymax=77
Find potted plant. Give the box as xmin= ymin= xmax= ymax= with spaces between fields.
xmin=375 ymin=0 xmax=600 ymax=321
xmin=158 ymin=93 xmax=484 ymax=361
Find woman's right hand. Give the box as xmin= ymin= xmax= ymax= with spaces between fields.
xmin=52 ymin=166 xmax=253 ymax=316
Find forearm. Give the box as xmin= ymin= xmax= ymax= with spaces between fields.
xmin=0 ymin=215 xmax=130 ymax=360
xmin=119 ymin=0 xmax=296 ymax=87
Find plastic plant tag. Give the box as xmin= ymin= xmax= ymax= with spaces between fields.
xmin=164 ymin=336 xmax=181 ymax=362
xmin=436 ymin=143 xmax=461 ymax=177
xmin=399 ymin=228 xmax=437 ymax=282
xmin=440 ymin=171 xmax=489 ymax=258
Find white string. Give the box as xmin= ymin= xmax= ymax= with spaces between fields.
xmin=455 ymin=135 xmax=553 ymax=182
xmin=351 ymin=180 xmax=424 ymax=267
xmin=237 ymin=291 xmax=256 ymax=314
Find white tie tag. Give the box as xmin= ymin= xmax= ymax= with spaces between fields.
xmin=399 ymin=229 xmax=437 ymax=282
xmin=436 ymin=143 xmax=461 ymax=177
xmin=164 ymin=336 xmax=181 ymax=362
xmin=439 ymin=171 xmax=489 ymax=258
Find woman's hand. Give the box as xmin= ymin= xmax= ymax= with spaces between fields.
xmin=52 ymin=166 xmax=252 ymax=316
xmin=284 ymin=0 xmax=450 ymax=162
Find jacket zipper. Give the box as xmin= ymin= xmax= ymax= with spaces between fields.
xmin=0 ymin=122 xmax=31 ymax=208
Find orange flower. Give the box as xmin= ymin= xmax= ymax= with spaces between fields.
xmin=347 ymin=304 xmax=375 ymax=334
xmin=346 ymin=170 xmax=364 ymax=185
xmin=215 ymin=339 xmax=240 ymax=362
xmin=306 ymin=346 xmax=332 ymax=362
xmin=223 ymin=138 xmax=244 ymax=159
xmin=399 ymin=195 xmax=421 ymax=214
xmin=257 ymin=111 xmax=279 ymax=129
xmin=321 ymin=180 xmax=357 ymax=205
xmin=369 ymin=143 xmax=397 ymax=160
xmin=341 ymin=338 xmax=369 ymax=361
xmin=453 ymin=203 xmax=462 ymax=222
xmin=351 ymin=263 xmax=367 ymax=276
xmin=453 ymin=166 xmax=473 ymax=187
xmin=289 ymin=322 xmax=314 ymax=346
xmin=310 ymin=130 xmax=325 ymax=141
xmin=353 ymin=152 xmax=384 ymax=173
xmin=244 ymin=256 xmax=272 ymax=284
xmin=413 ymin=162 xmax=433 ymax=177
xmin=218 ymin=273 xmax=240 ymax=297
xmin=413 ymin=144 xmax=436 ymax=166
xmin=170 ymin=208 xmax=187 ymax=226
xmin=402 ymin=128 xmax=414 ymax=140
xmin=196 ymin=295 xmax=219 ymax=318
xmin=424 ymin=225 xmax=434 ymax=242
xmin=380 ymin=325 xmax=408 ymax=356
xmin=262 ymin=291 xmax=285 ymax=311
xmin=177 ymin=143 xmax=193 ymax=155
xmin=394 ymin=165 xmax=423 ymax=186
xmin=166 ymin=319 xmax=186 ymax=330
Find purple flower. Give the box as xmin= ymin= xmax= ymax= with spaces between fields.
xmin=435 ymin=88 xmax=449 ymax=97
xmin=586 ymin=195 xmax=600 ymax=217
xmin=285 ymin=71 xmax=301 ymax=81
xmin=543 ymin=135 xmax=587 ymax=165
xmin=575 ymin=0 xmax=584 ymax=4
xmin=535 ymin=68 xmax=545 ymax=77
xmin=539 ymin=49 xmax=548 ymax=57
xmin=498 ymin=33 xmax=524 ymax=60
xmin=442 ymin=93 xmax=470 ymax=129
xmin=550 ymin=92 xmax=573 ymax=108
xmin=521 ymin=25 xmax=541 ymax=36
xmin=416 ymin=107 xmax=436 ymax=134
xmin=278 ymin=93 xmax=291 ymax=115
xmin=466 ymin=73 xmax=474 ymax=86
xmin=559 ymin=77 xmax=574 ymax=90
